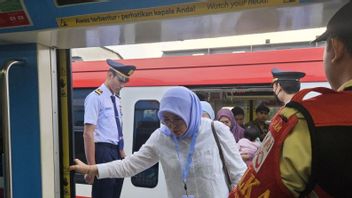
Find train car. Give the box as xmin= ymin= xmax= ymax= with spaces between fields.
xmin=0 ymin=1 xmax=348 ymax=198
xmin=71 ymin=47 xmax=329 ymax=197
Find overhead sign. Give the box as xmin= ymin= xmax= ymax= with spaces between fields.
xmin=0 ymin=0 xmax=31 ymax=28
xmin=57 ymin=0 xmax=299 ymax=28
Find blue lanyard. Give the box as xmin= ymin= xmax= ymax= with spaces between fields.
xmin=172 ymin=130 xmax=199 ymax=186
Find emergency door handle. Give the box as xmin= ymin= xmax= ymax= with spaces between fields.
xmin=1 ymin=59 xmax=25 ymax=198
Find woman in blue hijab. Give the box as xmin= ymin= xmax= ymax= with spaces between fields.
xmin=70 ymin=87 xmax=246 ymax=198
xmin=200 ymin=101 xmax=215 ymax=120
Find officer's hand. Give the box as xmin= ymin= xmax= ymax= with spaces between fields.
xmin=119 ymin=149 xmax=126 ymax=159
xmin=70 ymin=159 xmax=98 ymax=178
xmin=84 ymin=174 xmax=95 ymax=185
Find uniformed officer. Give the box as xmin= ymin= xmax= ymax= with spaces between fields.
xmin=271 ymin=68 xmax=305 ymax=104
xmin=229 ymin=2 xmax=352 ymax=197
xmin=83 ymin=59 xmax=136 ymax=198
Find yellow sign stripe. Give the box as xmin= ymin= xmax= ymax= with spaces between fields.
xmin=57 ymin=0 xmax=299 ymax=28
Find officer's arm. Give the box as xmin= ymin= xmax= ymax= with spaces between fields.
xmin=280 ymin=109 xmax=311 ymax=197
xmin=84 ymin=124 xmax=96 ymax=165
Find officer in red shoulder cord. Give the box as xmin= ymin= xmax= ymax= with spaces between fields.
xmin=229 ymin=2 xmax=352 ymax=198
xmin=271 ymin=68 xmax=305 ymax=105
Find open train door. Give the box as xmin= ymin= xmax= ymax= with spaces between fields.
xmin=0 ymin=44 xmax=77 ymax=198
xmin=0 ymin=45 xmax=61 ymax=198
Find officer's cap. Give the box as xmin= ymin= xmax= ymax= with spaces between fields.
xmin=313 ymin=2 xmax=352 ymax=42
xmin=271 ymin=68 xmax=305 ymax=83
xmin=107 ymin=59 xmax=136 ymax=79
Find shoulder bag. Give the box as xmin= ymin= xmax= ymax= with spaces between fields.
xmin=211 ymin=121 xmax=232 ymax=192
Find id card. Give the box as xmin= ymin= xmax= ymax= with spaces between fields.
xmin=182 ymin=195 xmax=195 ymax=198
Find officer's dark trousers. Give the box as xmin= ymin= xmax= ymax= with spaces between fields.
xmin=92 ymin=143 xmax=124 ymax=198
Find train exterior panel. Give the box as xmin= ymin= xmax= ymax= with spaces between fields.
xmin=72 ymin=47 xmax=326 ymax=88
xmin=71 ymin=47 xmax=328 ymax=197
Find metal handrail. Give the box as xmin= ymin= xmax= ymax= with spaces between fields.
xmin=1 ymin=60 xmax=25 ymax=198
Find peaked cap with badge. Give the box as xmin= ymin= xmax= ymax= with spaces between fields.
xmin=107 ymin=59 xmax=136 ymax=79
xmin=271 ymin=68 xmax=305 ymax=84
xmin=313 ymin=1 xmax=352 ymax=43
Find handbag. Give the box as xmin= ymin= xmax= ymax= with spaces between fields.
xmin=211 ymin=121 xmax=232 ymax=192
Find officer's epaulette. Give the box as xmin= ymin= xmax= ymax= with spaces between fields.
xmin=280 ymin=107 xmax=304 ymax=119
xmin=94 ymin=89 xmax=103 ymax=95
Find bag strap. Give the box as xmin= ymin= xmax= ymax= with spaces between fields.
xmin=211 ymin=121 xmax=232 ymax=192
xmin=291 ymin=87 xmax=336 ymax=102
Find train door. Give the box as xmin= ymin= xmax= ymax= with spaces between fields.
xmin=0 ymin=44 xmax=61 ymax=198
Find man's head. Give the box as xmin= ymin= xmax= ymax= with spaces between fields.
xmin=313 ymin=2 xmax=352 ymax=90
xmin=255 ymin=104 xmax=269 ymax=122
xmin=231 ymin=106 xmax=245 ymax=127
xmin=105 ymin=59 xmax=136 ymax=94
xmin=271 ymin=68 xmax=305 ymax=102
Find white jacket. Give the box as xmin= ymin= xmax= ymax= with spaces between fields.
xmin=97 ymin=118 xmax=247 ymax=198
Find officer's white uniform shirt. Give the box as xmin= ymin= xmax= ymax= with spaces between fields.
xmin=84 ymin=84 xmax=122 ymax=145
xmin=97 ymin=118 xmax=247 ymax=198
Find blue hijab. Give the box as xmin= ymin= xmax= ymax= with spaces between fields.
xmin=158 ymin=86 xmax=202 ymax=139
xmin=200 ymin=101 xmax=215 ymax=120
xmin=158 ymin=87 xmax=202 ymax=185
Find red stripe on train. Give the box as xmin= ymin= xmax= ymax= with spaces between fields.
xmin=72 ymin=47 xmax=326 ymax=88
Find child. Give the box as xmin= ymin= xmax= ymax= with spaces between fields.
xmin=238 ymin=126 xmax=261 ymax=166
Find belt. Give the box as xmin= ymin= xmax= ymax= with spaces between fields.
xmin=95 ymin=142 xmax=118 ymax=149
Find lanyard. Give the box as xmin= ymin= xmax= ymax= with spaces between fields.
xmin=172 ymin=131 xmax=199 ymax=194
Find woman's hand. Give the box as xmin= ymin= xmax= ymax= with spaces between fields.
xmin=70 ymin=159 xmax=98 ymax=184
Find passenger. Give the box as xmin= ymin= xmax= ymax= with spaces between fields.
xmin=245 ymin=104 xmax=270 ymax=141
xmin=229 ymin=2 xmax=352 ymax=197
xmin=83 ymin=59 xmax=136 ymax=198
xmin=272 ymin=68 xmax=305 ymax=104
xmin=231 ymin=106 xmax=245 ymax=128
xmin=71 ymin=86 xmax=247 ymax=198
xmin=217 ymin=108 xmax=245 ymax=142
xmin=237 ymin=126 xmax=260 ymax=167
xmin=200 ymin=101 xmax=215 ymax=120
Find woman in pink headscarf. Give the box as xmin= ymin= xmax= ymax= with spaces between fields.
xmin=217 ymin=108 xmax=245 ymax=142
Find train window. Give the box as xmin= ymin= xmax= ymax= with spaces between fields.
xmin=192 ymin=86 xmax=281 ymax=123
xmin=72 ymin=88 xmax=93 ymax=183
xmin=131 ymin=100 xmax=160 ymax=188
